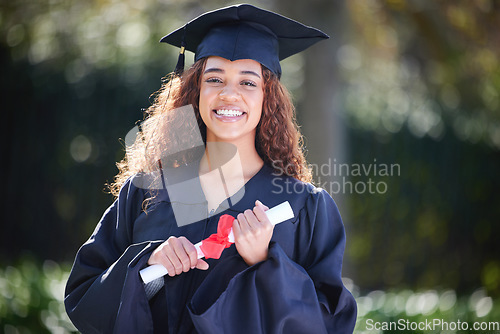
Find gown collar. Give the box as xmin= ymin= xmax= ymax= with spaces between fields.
xmin=151 ymin=157 xmax=275 ymax=217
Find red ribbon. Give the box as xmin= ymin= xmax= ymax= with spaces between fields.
xmin=200 ymin=214 xmax=235 ymax=259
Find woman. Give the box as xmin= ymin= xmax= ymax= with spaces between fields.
xmin=65 ymin=4 xmax=357 ymax=334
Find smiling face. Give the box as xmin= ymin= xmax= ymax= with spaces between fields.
xmin=199 ymin=56 xmax=264 ymax=145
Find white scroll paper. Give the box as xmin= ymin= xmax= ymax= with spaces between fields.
xmin=140 ymin=201 xmax=294 ymax=284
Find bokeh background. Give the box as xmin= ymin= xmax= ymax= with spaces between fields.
xmin=1 ymin=0 xmax=499 ymax=333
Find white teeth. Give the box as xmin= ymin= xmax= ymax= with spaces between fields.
xmin=215 ymin=109 xmax=243 ymax=117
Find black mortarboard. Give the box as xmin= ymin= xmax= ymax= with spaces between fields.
xmin=160 ymin=4 xmax=329 ymax=78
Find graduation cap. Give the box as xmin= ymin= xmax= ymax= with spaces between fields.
xmin=160 ymin=4 xmax=329 ymax=78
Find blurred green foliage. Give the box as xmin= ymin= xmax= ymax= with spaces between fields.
xmin=0 ymin=259 xmax=77 ymax=333
xmin=336 ymin=0 xmax=500 ymax=297
xmin=341 ymin=0 xmax=500 ymax=145
xmin=345 ymin=128 xmax=500 ymax=296
xmin=352 ymin=284 xmax=500 ymax=334
xmin=0 ymin=261 xmax=498 ymax=333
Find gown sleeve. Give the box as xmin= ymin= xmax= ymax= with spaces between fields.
xmin=188 ymin=188 xmax=357 ymax=334
xmin=64 ymin=177 xmax=161 ymax=334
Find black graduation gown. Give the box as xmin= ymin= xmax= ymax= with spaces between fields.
xmin=64 ymin=163 xmax=357 ymax=334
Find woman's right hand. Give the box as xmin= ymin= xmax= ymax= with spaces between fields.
xmin=147 ymin=236 xmax=209 ymax=277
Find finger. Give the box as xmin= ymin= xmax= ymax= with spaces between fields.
xmin=159 ymin=245 xmax=179 ymax=277
xmin=159 ymin=257 xmax=176 ymax=277
xmin=233 ymin=213 xmax=244 ymax=237
xmin=243 ymin=209 xmax=259 ymax=228
xmin=236 ymin=212 xmax=251 ymax=231
xmin=170 ymin=238 xmax=192 ymax=273
xmin=179 ymin=237 xmax=198 ymax=269
xmin=164 ymin=238 xmax=186 ymax=275
xmin=255 ymin=200 xmax=269 ymax=211
xmin=195 ymin=259 xmax=209 ymax=270
xmin=253 ymin=204 xmax=271 ymax=226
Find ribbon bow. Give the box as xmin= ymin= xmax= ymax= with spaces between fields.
xmin=199 ymin=214 xmax=235 ymax=259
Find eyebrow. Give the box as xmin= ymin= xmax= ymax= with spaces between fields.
xmin=203 ymin=67 xmax=261 ymax=79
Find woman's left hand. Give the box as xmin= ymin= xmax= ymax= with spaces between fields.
xmin=232 ymin=200 xmax=273 ymax=266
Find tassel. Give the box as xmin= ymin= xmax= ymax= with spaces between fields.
xmin=174 ymin=27 xmax=187 ymax=75
xmin=174 ymin=46 xmax=185 ymax=75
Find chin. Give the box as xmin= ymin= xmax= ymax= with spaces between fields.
xmin=206 ymin=128 xmax=256 ymax=143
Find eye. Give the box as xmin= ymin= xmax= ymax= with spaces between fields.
xmin=241 ymin=80 xmax=257 ymax=87
xmin=205 ymin=77 xmax=223 ymax=84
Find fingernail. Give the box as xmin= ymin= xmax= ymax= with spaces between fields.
xmin=256 ymin=200 xmax=262 ymax=205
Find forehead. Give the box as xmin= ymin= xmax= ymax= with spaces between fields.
xmin=204 ymin=56 xmax=263 ymax=74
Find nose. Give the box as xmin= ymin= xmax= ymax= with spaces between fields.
xmin=218 ymin=84 xmax=240 ymax=101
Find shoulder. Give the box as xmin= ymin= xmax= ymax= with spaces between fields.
xmin=114 ymin=172 xmax=161 ymax=211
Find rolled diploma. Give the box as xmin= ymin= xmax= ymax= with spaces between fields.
xmin=140 ymin=201 xmax=294 ymax=284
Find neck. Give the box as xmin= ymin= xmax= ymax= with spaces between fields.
xmin=202 ymin=134 xmax=264 ymax=181
xmin=198 ymin=139 xmax=263 ymax=212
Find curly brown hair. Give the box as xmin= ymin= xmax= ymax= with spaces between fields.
xmin=109 ymin=58 xmax=311 ymax=197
